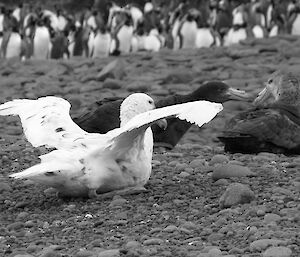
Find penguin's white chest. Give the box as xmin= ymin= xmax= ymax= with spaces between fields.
xmin=180 ymin=21 xmax=198 ymax=49
xmin=291 ymin=14 xmax=300 ymax=35
xmin=33 ymin=27 xmax=51 ymax=59
xmin=6 ymin=32 xmax=22 ymax=58
xmin=117 ymin=25 xmax=134 ymax=53
xmin=92 ymin=32 xmax=111 ymax=57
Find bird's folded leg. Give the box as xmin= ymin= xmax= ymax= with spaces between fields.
xmin=88 ymin=186 xmax=148 ymax=200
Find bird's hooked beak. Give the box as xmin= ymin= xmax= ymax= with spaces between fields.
xmin=226 ymin=87 xmax=254 ymax=102
xmin=156 ymin=118 xmax=168 ymax=130
xmin=253 ymin=83 xmax=278 ymax=107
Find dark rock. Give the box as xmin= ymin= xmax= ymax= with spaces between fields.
xmin=219 ymin=183 xmax=255 ymax=208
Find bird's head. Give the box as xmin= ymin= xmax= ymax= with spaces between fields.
xmin=191 ymin=81 xmax=253 ymax=103
xmin=254 ymin=70 xmax=300 ymax=108
xmin=120 ymin=93 xmax=167 ymax=129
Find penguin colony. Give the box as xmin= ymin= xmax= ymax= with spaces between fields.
xmin=1 ymin=0 xmax=300 ymax=59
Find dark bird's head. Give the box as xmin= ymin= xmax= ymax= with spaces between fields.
xmin=254 ymin=70 xmax=300 ymax=108
xmin=190 ymin=81 xmax=253 ymax=103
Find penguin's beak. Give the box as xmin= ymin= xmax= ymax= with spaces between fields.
xmin=156 ymin=118 xmax=168 ymax=130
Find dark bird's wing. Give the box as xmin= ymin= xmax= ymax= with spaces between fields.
xmin=219 ymin=108 xmax=300 ymax=154
xmin=74 ymin=97 xmax=123 ymax=134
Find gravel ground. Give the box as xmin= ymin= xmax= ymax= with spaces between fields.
xmin=0 ymin=36 xmax=299 ymax=257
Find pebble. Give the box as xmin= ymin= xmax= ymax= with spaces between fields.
xmin=7 ymin=221 xmax=24 ymax=231
xmin=263 ymin=213 xmax=281 ymax=224
xmin=143 ymin=238 xmax=164 ymax=245
xmin=125 ymin=240 xmax=141 ymax=249
xmin=0 ymin=182 xmax=12 ymax=193
xmin=16 ymin=212 xmax=29 ymax=220
xmin=214 ymin=178 xmax=229 ymax=186
xmin=127 ymin=81 xmax=151 ymax=92
xmin=189 ymin=159 xmax=207 ymax=168
xmin=97 ymin=249 xmax=120 ymax=257
xmin=212 ymin=164 xmax=254 ymax=181
xmin=74 ymin=249 xmax=95 ymax=257
xmin=292 ymin=181 xmax=300 ymax=191
xmin=250 ymin=239 xmax=285 ymax=251
xmin=175 ymin=163 xmax=189 ymax=171
xmin=109 ymin=197 xmax=128 ymax=207
xmin=257 ymin=209 xmax=266 ymax=216
xmin=263 ymin=246 xmax=292 ymax=257
xmin=102 ymin=79 xmax=123 ymax=90
xmin=178 ymin=171 xmax=191 ymax=177
xmin=163 ymin=225 xmax=178 ymax=232
xmin=39 ymin=250 xmax=61 ymax=257
xmin=208 ymin=247 xmax=222 ymax=256
xmin=219 ymin=183 xmax=255 ymax=208
xmin=43 ymin=188 xmax=58 ymax=196
xmin=209 ymin=154 xmax=229 ymax=165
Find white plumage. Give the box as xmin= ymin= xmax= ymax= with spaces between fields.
xmin=0 ymin=93 xmax=223 ymax=198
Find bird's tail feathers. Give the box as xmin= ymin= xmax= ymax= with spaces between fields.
xmin=10 ymin=162 xmax=76 ymax=179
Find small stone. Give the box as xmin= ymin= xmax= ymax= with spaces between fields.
xmin=219 ymin=183 xmax=255 ymax=208
xmin=39 ymin=250 xmax=61 ymax=257
xmin=263 ymin=213 xmax=281 ymax=224
xmin=189 ymin=159 xmax=207 ymax=168
xmin=212 ymin=164 xmax=254 ymax=181
xmin=210 ymin=154 xmax=229 ymax=165
xmin=17 ymin=212 xmax=29 ymax=220
xmin=0 ymin=182 xmax=12 ymax=193
xmin=175 ymin=163 xmax=189 ymax=171
xmin=248 ymin=226 xmax=258 ymax=235
xmin=178 ymin=171 xmax=190 ymax=178
xmin=24 ymin=220 xmax=35 ymax=228
xmin=214 ymin=179 xmax=229 ymax=186
xmin=250 ymin=239 xmax=285 ymax=251
xmin=15 ymin=201 xmax=29 ymax=208
xmin=44 ymin=188 xmax=58 ymax=196
xmin=109 ymin=197 xmax=127 ymax=207
xmin=208 ymin=247 xmax=222 ymax=256
xmin=180 ymin=221 xmax=197 ymax=230
xmin=7 ymin=221 xmax=24 ymax=231
xmin=74 ymin=249 xmax=95 ymax=257
xmin=178 ymin=227 xmax=192 ymax=234
xmin=102 ymin=79 xmax=123 ymax=90
xmin=125 ymin=241 xmax=140 ymax=249
xmin=97 ymin=249 xmax=120 ymax=257
xmin=257 ymin=209 xmax=266 ymax=216
xmin=151 ymin=160 xmax=161 ymax=167
xmin=127 ymin=81 xmax=151 ymax=92
xmin=228 ymin=160 xmax=244 ymax=166
xmin=263 ymin=246 xmax=292 ymax=257
xmin=196 ymin=253 xmax=210 ymax=257
xmin=143 ymin=238 xmax=164 ymax=245
xmin=163 ymin=225 xmax=178 ymax=232
xmin=292 ymin=181 xmax=300 ymax=191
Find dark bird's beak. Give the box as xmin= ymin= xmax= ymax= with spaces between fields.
xmin=225 ymin=87 xmax=254 ymax=102
xmin=156 ymin=118 xmax=168 ymax=130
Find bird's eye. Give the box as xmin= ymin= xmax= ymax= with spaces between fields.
xmin=148 ymin=100 xmax=153 ymax=104
xmin=267 ymin=79 xmax=273 ymax=84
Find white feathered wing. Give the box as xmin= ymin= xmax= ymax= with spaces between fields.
xmin=0 ymin=96 xmax=103 ymax=150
